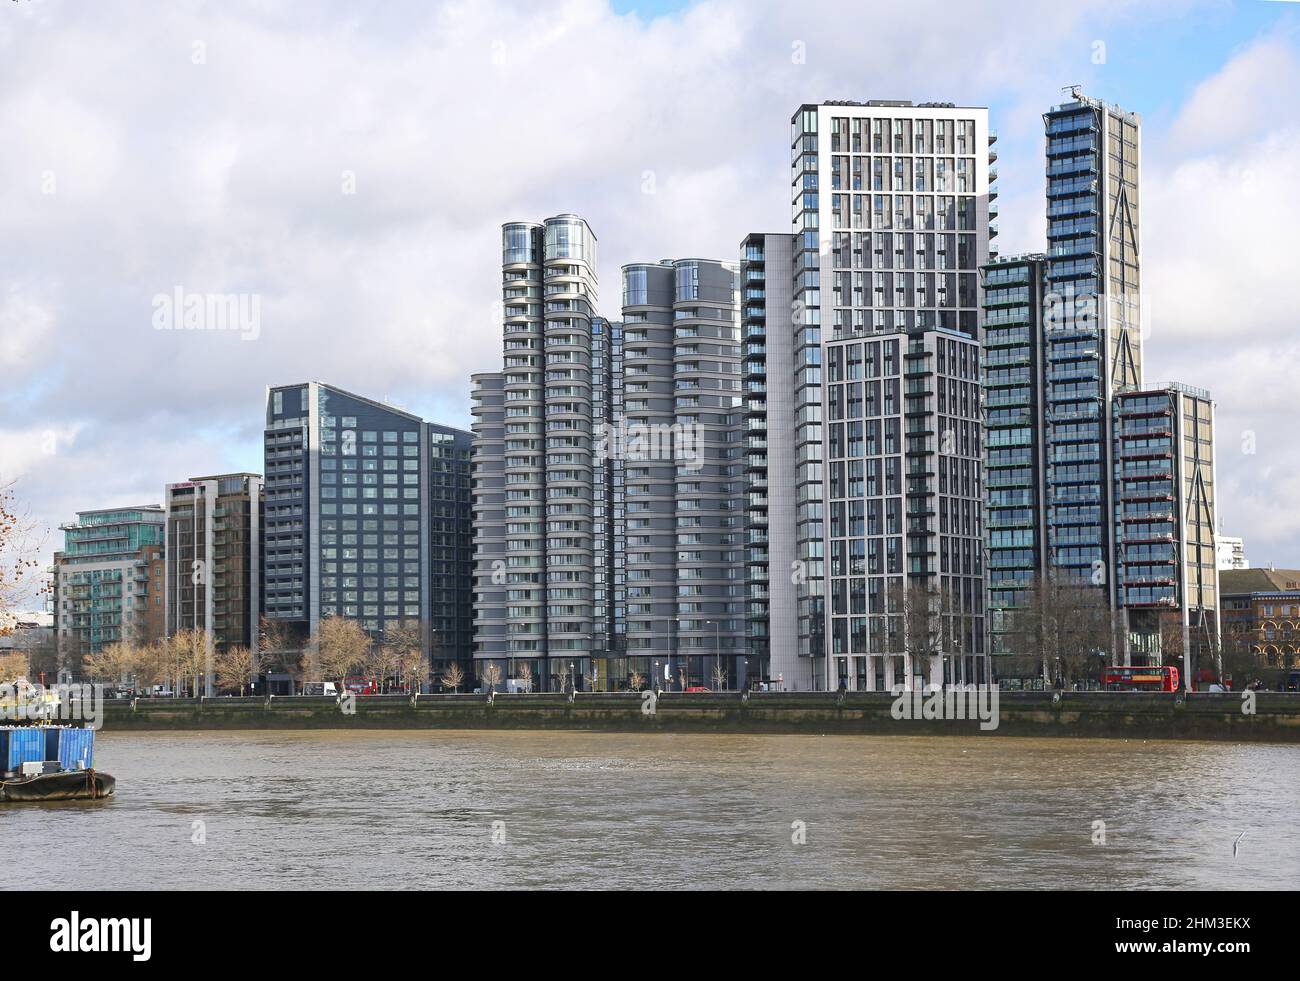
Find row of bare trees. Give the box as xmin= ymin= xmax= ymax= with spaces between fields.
xmin=68 ymin=616 xmax=439 ymax=696
xmin=79 ymin=628 xmax=252 ymax=696
xmin=260 ymin=616 xmax=431 ymax=694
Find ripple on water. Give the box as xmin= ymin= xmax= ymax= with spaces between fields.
xmin=2 ymin=730 xmax=1297 ymax=890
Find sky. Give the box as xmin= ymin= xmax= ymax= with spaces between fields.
xmin=2 ymin=0 xmax=1299 ymax=605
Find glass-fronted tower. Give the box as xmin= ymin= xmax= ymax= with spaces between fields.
xmin=1113 ymin=382 xmax=1218 ymax=672
xmin=1043 ymin=88 xmax=1142 ymax=593
xmin=980 ymin=254 xmax=1049 ymax=672
xmin=262 ymin=382 xmax=472 ymax=687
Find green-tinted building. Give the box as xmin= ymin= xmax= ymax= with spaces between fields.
xmin=53 ymin=506 xmax=167 ymax=669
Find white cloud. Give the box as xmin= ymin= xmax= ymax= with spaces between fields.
xmin=1140 ymin=33 xmax=1300 ymax=557
xmin=0 ymin=0 xmax=1296 ymax=572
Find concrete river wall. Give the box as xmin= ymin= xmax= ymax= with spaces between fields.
xmin=94 ymin=691 xmax=1300 ymax=743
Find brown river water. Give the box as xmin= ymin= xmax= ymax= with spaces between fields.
xmin=3 ymin=730 xmax=1297 ymax=890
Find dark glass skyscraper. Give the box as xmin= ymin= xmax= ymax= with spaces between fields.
xmin=261 ymin=382 xmax=472 ymax=683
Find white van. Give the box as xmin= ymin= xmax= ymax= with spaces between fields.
xmin=301 ymin=682 xmax=338 ymax=697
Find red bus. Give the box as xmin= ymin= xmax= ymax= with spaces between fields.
xmin=343 ymin=676 xmax=380 ymax=695
xmin=1101 ymin=665 xmax=1179 ymax=692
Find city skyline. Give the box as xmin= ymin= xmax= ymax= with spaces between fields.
xmin=5 ymin=1 xmax=1300 ymax=603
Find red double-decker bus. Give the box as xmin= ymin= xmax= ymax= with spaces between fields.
xmin=343 ymin=676 xmax=380 ymax=696
xmin=1101 ymin=665 xmax=1180 ymax=692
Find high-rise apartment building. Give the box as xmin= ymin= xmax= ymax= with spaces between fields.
xmin=53 ymin=507 xmax=166 ymax=668
xmin=981 ymin=254 xmax=1050 ymax=663
xmin=471 ymin=215 xmax=599 ymax=688
xmin=261 ymin=382 xmax=473 ymax=683
xmin=472 ymin=217 xmax=746 ymax=690
xmin=741 ymin=233 xmax=798 ymax=686
xmin=1113 ymin=383 xmax=1218 ymax=667
xmin=981 ymin=89 xmax=1221 ymax=686
xmin=1042 ymin=87 xmax=1142 ymax=589
xmin=163 ymin=474 xmax=263 ymax=666
xmin=784 ymin=100 xmax=994 ymax=689
xmin=619 ymin=258 xmax=743 ymax=688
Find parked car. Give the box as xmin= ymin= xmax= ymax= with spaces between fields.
xmin=685 ymin=686 xmax=711 ymax=693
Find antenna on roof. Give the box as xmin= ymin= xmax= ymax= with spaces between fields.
xmin=1064 ymin=84 xmax=1083 ymax=100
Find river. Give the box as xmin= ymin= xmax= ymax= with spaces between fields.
xmin=5 ymin=731 xmax=1297 ymax=889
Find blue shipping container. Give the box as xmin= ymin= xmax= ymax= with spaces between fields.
xmin=58 ymin=729 xmax=95 ymax=770
xmin=7 ymin=728 xmax=45 ymax=769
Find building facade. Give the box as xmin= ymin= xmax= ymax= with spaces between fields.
xmin=1215 ymin=535 xmax=1248 ymax=571
xmin=1220 ymin=567 xmax=1300 ymax=672
xmin=1113 ymin=383 xmax=1218 ymax=667
xmin=262 ymin=382 xmax=473 ymax=681
xmin=1042 ymin=87 xmax=1142 ymax=592
xmin=52 ymin=507 xmax=166 ymax=669
xmin=472 ymin=217 xmax=747 ymax=690
xmin=470 ymin=215 xmax=600 ymax=689
xmin=980 ymin=89 xmax=1223 ymax=687
xmin=164 ymin=473 xmax=263 ymax=666
xmin=981 ymin=254 xmax=1050 ymax=666
xmin=740 ymin=232 xmax=799 ymax=687
xmin=787 ymin=99 xmax=995 ymax=690
xmin=619 ymin=258 xmax=743 ymax=689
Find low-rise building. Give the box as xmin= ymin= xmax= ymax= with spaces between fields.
xmin=1220 ymin=567 xmax=1300 ymax=673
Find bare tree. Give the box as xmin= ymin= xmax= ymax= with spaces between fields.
xmin=133 ymin=641 xmax=171 ymax=693
xmin=166 ymin=628 xmax=214 ymax=697
xmin=380 ymin=620 xmax=424 ymax=692
xmin=83 ymin=640 xmax=140 ymax=690
xmin=710 ymin=661 xmax=728 ymax=691
xmin=258 ymin=615 xmax=302 ymax=693
xmin=441 ymin=662 xmax=465 ymax=694
xmin=516 ymin=661 xmax=534 ymax=693
xmin=628 ymin=668 xmax=645 ymax=692
xmin=397 ymin=647 xmax=430 ymax=694
xmin=482 ymin=661 xmax=503 ymax=694
xmin=214 ymin=645 xmax=255 ymax=695
xmin=0 ymin=480 xmax=46 ymax=640
xmin=886 ymin=579 xmax=945 ymax=690
xmin=367 ymin=642 xmax=399 ymax=693
xmin=1219 ymin=626 xmax=1257 ymax=690
xmin=309 ymin=615 xmax=371 ymax=687
xmin=1007 ymin=575 xmax=1115 ymax=688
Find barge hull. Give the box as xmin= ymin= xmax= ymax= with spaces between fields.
xmin=0 ymin=770 xmax=115 ymax=802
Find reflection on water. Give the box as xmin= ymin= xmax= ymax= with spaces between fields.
xmin=4 ymin=731 xmax=1298 ymax=890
